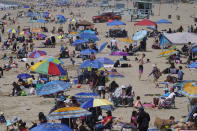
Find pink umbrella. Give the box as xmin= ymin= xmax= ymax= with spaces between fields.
xmin=110 ymin=51 xmax=128 ymax=56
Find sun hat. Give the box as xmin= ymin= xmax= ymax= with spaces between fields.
xmin=121 ymin=85 xmax=126 ymax=89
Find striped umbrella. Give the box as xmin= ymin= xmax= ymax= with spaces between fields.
xmin=159 ymin=50 xmax=178 ymax=57
xmin=181 ymin=81 xmax=197 ymax=98
xmin=48 ymin=107 xmax=91 ymax=119
xmin=80 ymin=98 xmax=113 ymax=109
xmin=29 ymin=50 xmax=47 ymax=58
xmin=45 ymin=58 xmax=64 ymax=64
xmin=29 ymin=61 xmax=66 ymax=76
xmin=8 ymin=29 xmax=18 ymax=33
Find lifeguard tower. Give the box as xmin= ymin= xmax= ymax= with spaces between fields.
xmin=133 ymin=0 xmax=153 ymax=19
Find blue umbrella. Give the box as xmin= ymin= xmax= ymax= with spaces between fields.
xmin=36 ymin=80 xmax=71 ymax=96
xmin=155 ymin=19 xmax=172 ymax=24
xmin=133 ymin=30 xmax=147 ymax=41
xmin=17 ymin=73 xmax=31 ymax=79
xmin=56 ymin=15 xmax=66 ymax=24
xmin=72 ymin=39 xmax=89 ymax=46
xmin=24 ymin=5 xmax=29 ymax=8
xmin=82 ymin=30 xmax=96 ymax=35
xmin=75 ymin=92 xmax=99 ymax=104
xmin=30 ymin=123 xmax=72 ymax=131
xmin=191 ymin=47 xmax=197 ymax=52
xmin=80 ymin=49 xmax=97 ymax=56
xmin=78 ymin=34 xmax=99 ymax=41
xmin=96 ymin=57 xmax=114 ymax=64
xmin=99 ymin=42 xmax=108 ymax=53
xmin=38 ymin=19 xmax=48 ymax=23
xmin=80 ymin=60 xmax=103 ymax=69
xmin=107 ymin=20 xmax=126 ymax=26
xmin=188 ymin=61 xmax=197 ymax=68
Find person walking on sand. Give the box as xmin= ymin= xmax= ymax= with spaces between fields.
xmin=138 ymin=54 xmax=145 ymax=80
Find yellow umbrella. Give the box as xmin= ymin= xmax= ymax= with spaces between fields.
xmin=70 ymin=32 xmax=78 ymax=35
xmin=159 ymin=50 xmax=177 ymax=56
xmin=181 ymin=81 xmax=197 ymax=98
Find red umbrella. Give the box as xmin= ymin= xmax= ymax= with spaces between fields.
xmin=134 ymin=19 xmax=156 ymax=26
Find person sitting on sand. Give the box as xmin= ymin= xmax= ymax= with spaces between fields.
xmin=134 ymin=96 xmax=143 ymax=109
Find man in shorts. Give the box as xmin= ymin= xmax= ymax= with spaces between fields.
xmin=138 ymin=54 xmax=145 ymax=80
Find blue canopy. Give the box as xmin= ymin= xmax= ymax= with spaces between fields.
xmin=72 ymin=39 xmax=89 ymax=46
xmin=96 ymin=57 xmax=114 ymax=64
xmin=30 ymin=123 xmax=72 ymax=131
xmin=24 ymin=5 xmax=29 ymax=8
xmin=188 ymin=61 xmax=197 ymax=68
xmin=107 ymin=20 xmax=126 ymax=26
xmin=78 ymin=34 xmax=99 ymax=41
xmin=159 ymin=34 xmax=171 ymax=48
xmin=191 ymin=46 xmax=197 ymax=52
xmin=36 ymin=80 xmax=71 ymax=96
xmin=80 ymin=49 xmax=97 ymax=56
xmin=17 ymin=73 xmax=31 ymax=79
xmin=80 ymin=60 xmax=103 ymax=69
xmin=38 ymin=19 xmax=48 ymax=23
xmin=155 ymin=19 xmax=172 ymax=24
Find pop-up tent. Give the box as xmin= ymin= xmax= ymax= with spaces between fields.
xmin=163 ymin=32 xmax=197 ymax=45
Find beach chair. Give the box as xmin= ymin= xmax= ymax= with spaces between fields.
xmin=161 ymin=96 xmax=175 ymax=109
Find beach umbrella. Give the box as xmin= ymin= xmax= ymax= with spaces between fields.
xmin=38 ymin=19 xmax=48 ymax=23
xmin=20 ymin=31 xmax=30 ymax=35
xmin=80 ymin=98 xmax=113 ymax=109
xmin=30 ymin=123 xmax=72 ymax=131
xmin=80 ymin=60 xmax=103 ymax=69
xmin=24 ymin=5 xmax=30 ymax=8
xmin=134 ymin=19 xmax=156 ymax=26
xmin=191 ymin=47 xmax=197 ymax=52
xmin=27 ymin=20 xmax=38 ymax=23
xmin=36 ymin=55 xmax=53 ymax=61
xmin=17 ymin=73 xmax=31 ymax=79
xmin=75 ymin=92 xmax=99 ymax=103
xmin=72 ymin=39 xmax=89 ymax=46
xmin=96 ymin=57 xmax=114 ymax=65
xmin=35 ymin=34 xmax=47 ymax=39
xmin=107 ymin=71 xmax=124 ymax=78
xmin=29 ymin=61 xmax=67 ymax=76
xmin=69 ymin=18 xmax=77 ymax=23
xmin=80 ymin=49 xmax=97 ymax=56
xmin=29 ymin=50 xmax=47 ymax=58
xmin=159 ymin=50 xmax=177 ymax=57
xmin=98 ymin=42 xmax=108 ymax=53
xmin=82 ymin=30 xmax=96 ymax=35
xmin=119 ymin=38 xmax=135 ymax=43
xmin=57 ymin=15 xmax=67 ymax=24
xmin=45 ymin=58 xmax=64 ymax=64
xmin=107 ymin=20 xmax=126 ymax=26
xmin=78 ymin=34 xmax=99 ymax=41
xmin=110 ymin=51 xmax=128 ymax=56
xmin=155 ymin=19 xmax=172 ymax=24
xmin=180 ymin=81 xmax=197 ymax=98
xmin=36 ymin=80 xmax=71 ymax=96
xmin=188 ymin=61 xmax=197 ymax=68
xmin=8 ymin=29 xmax=18 ymax=33
xmin=48 ymin=107 xmax=92 ymax=119
xmin=133 ymin=30 xmax=147 ymax=41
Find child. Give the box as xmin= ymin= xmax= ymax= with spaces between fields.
xmin=134 ymin=96 xmax=143 ymax=108
xmin=0 ymin=112 xmax=6 ymax=123
xmin=122 ymin=87 xmax=127 ymax=108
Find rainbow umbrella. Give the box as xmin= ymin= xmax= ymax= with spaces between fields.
xmin=8 ymin=29 xmax=18 ymax=33
xmin=80 ymin=98 xmax=113 ymax=109
xmin=107 ymin=71 xmax=124 ymax=78
xmin=48 ymin=107 xmax=91 ymax=119
xmin=45 ymin=58 xmax=64 ymax=64
xmin=20 ymin=31 xmax=30 ymax=35
xmin=30 ymin=61 xmax=66 ymax=76
xmin=29 ymin=50 xmax=47 ymax=58
xmin=159 ymin=50 xmax=178 ymax=57
xmin=181 ymin=81 xmax=197 ymax=98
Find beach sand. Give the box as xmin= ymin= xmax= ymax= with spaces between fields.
xmin=0 ymin=1 xmax=197 ymax=130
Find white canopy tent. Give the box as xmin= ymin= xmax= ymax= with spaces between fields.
xmin=164 ymin=32 xmax=197 ymax=45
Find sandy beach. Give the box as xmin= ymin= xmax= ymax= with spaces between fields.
xmin=0 ymin=1 xmax=197 ymax=130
